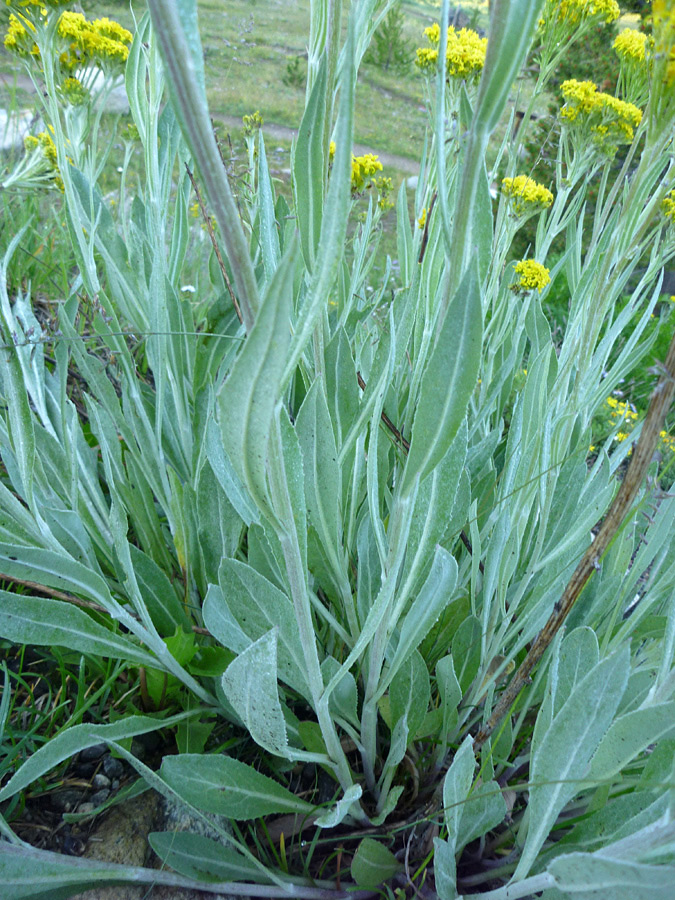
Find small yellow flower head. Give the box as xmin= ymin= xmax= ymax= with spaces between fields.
xmin=4 ymin=12 xmax=38 ymax=56
xmin=351 ymin=153 xmax=383 ymax=193
xmin=613 ymin=28 xmax=649 ymax=63
xmin=512 ymin=259 xmax=551 ymax=293
xmin=663 ymin=189 xmax=675 ymax=224
xmin=329 ymin=140 xmax=336 ymax=162
xmin=242 ymin=110 xmax=263 ymax=137
xmin=615 ymin=431 xmax=630 ymax=442
xmin=560 ymin=79 xmax=642 ymax=155
xmin=418 ymin=207 xmax=427 ymax=229
xmin=415 ymin=25 xmax=487 ymax=81
xmin=55 ymin=10 xmax=132 ymax=71
xmin=542 ymin=0 xmax=620 ymax=29
xmin=374 ymin=176 xmax=394 ymax=211
xmin=60 ymin=76 xmax=88 ymax=106
xmin=501 ymin=175 xmax=554 ymax=217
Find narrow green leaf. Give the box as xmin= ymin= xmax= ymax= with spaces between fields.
xmin=350 ymin=838 xmax=402 ymax=890
xmin=0 ymin=712 xmax=194 ymax=804
xmin=292 ymin=55 xmax=326 ymax=272
xmin=296 ymin=378 xmax=341 ymax=564
xmin=387 ymin=547 xmax=458 ymax=685
xmin=457 ymin=780 xmax=507 ymax=854
xmin=515 ymin=646 xmax=631 ymax=880
xmin=257 ymin=131 xmax=281 ymax=284
xmin=217 ymin=238 xmax=299 ymax=517
xmin=0 ymin=593 xmax=156 ymax=667
xmin=149 ymin=831 xmax=274 ymax=884
xmin=160 ymin=754 xmax=313 ymax=819
xmin=389 ymin=650 xmax=430 ymax=743
xmin=402 ymin=262 xmax=482 ymax=494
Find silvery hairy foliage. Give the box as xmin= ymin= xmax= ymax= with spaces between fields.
xmin=0 ymin=0 xmax=675 ymax=897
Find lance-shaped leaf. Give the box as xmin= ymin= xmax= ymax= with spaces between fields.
xmin=293 ymin=55 xmax=327 ymax=272
xmin=149 ymin=831 xmax=274 ymax=884
xmin=402 ymin=262 xmax=482 ymax=494
xmin=221 ymin=629 xmax=289 ymax=756
xmin=217 ymin=239 xmax=299 ymax=518
xmin=515 ymin=646 xmax=631 ymax=881
xmin=160 ymin=754 xmax=313 ymax=819
xmin=0 ymin=594 xmax=156 ymax=668
xmin=351 ymin=838 xmax=402 ymax=890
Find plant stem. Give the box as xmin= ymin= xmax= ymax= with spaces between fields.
xmin=474 ymin=329 xmax=675 ymax=748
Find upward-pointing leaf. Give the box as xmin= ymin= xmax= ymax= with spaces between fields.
xmin=402 ymin=261 xmax=482 ymax=494
xmin=217 ymin=239 xmax=299 ymax=518
xmin=293 ymin=55 xmax=327 ymax=272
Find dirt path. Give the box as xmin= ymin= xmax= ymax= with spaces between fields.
xmin=0 ymin=73 xmax=420 ymax=176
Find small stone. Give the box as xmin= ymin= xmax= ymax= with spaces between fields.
xmin=92 ymin=773 xmax=111 ymax=790
xmin=103 ymin=756 xmax=124 ymax=779
xmin=90 ymin=789 xmax=110 ymax=807
xmin=79 ymin=743 xmax=107 ymax=762
xmin=111 ymin=779 xmax=120 ymax=791
xmin=52 ymin=790 xmax=84 ymax=812
xmin=76 ymin=802 xmax=95 ymax=815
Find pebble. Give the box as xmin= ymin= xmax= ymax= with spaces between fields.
xmin=92 ymin=773 xmax=111 ymax=790
xmin=79 ymin=743 xmax=107 ymax=762
xmin=103 ymin=756 xmax=124 ymax=779
xmin=52 ymin=790 xmax=83 ymax=812
xmin=90 ymin=789 xmax=110 ymax=807
xmin=76 ymin=802 xmax=95 ymax=815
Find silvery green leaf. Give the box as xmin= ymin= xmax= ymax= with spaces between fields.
xmin=555 ymin=626 xmax=599 ymax=713
xmin=217 ymin=559 xmax=310 ymax=698
xmin=457 ymin=780 xmax=507 ymax=855
xmin=402 ymin=262 xmax=482 ymax=495
xmin=221 ymin=630 xmax=289 ymax=756
xmin=195 ymin=461 xmax=245 ymax=587
xmin=149 ymin=831 xmax=274 ymax=884
xmin=204 ymin=417 xmax=259 ymax=526
xmin=160 ymin=754 xmax=313 ymax=819
xmin=292 ymin=55 xmax=327 ymax=272
xmin=515 ymin=646 xmax=631 ymax=880
xmin=547 ymin=852 xmax=675 ymax=900
xmin=587 ymin=702 xmax=675 ymax=783
xmin=0 ymin=593 xmax=156 ymax=668
xmin=452 ymin=615 xmax=482 ymax=693
xmin=324 ymin=327 xmax=360 ymax=451
xmin=217 ymin=238 xmax=299 ymax=517
xmin=314 ymin=783 xmax=363 ymax=828
xmin=399 ymin=419 xmax=467 ymax=601
xmin=389 ymin=650 xmax=430 ymax=743
xmin=443 ymin=736 xmax=476 ymax=843
xmin=350 ymin=838 xmax=402 ymax=890
xmin=437 ymin=654 xmax=462 ymax=741
xmin=322 ymin=657 xmax=358 ymax=726
xmin=128 ymin=544 xmax=189 ymax=635
xmin=433 ymin=836 xmax=459 ymax=900
xmin=296 ymin=378 xmax=341 ymax=565
xmin=257 ymin=131 xmax=281 ymax=285
xmin=202 ymin=583 xmax=251 ymax=655
xmin=388 ymin=547 xmax=459 ymax=683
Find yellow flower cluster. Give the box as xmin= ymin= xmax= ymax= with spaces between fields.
xmin=242 ymin=110 xmax=263 ymax=136
xmin=501 ymin=175 xmax=554 ymax=217
xmin=663 ymin=189 xmax=675 ymax=224
xmin=56 ymin=12 xmax=132 ymax=69
xmin=351 ymin=153 xmax=383 ymax=193
xmin=512 ymin=260 xmax=551 ymax=293
xmin=23 ymin=129 xmax=63 ymax=190
xmin=415 ymin=24 xmax=487 ymax=81
xmin=560 ymin=79 xmax=642 ymax=154
xmin=543 ymin=0 xmax=620 ymax=27
xmin=613 ymin=28 xmax=650 ymax=63
xmin=606 ymin=395 xmax=638 ymax=421
xmin=4 ymin=6 xmax=132 ymax=72
xmin=4 ymin=12 xmax=38 ymax=57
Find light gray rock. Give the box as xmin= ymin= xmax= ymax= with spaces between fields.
xmin=0 ymin=108 xmax=37 ymax=153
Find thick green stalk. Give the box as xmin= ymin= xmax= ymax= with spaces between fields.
xmin=146 ymin=0 xmax=259 ymax=332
